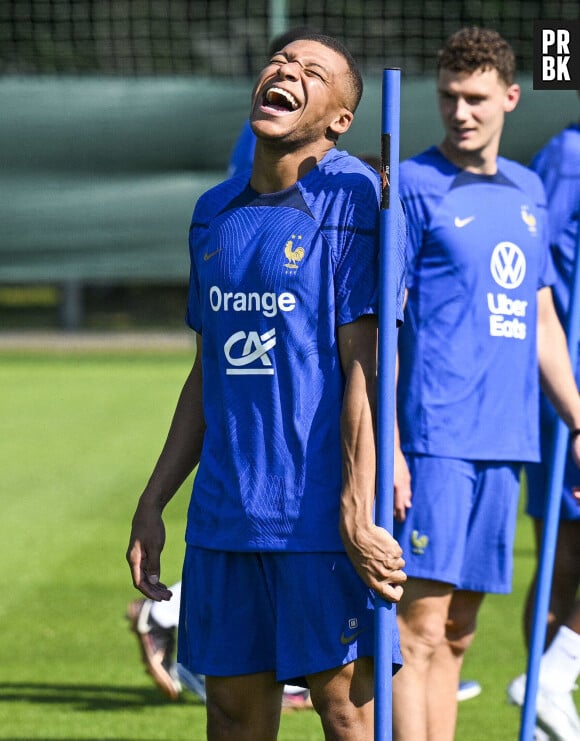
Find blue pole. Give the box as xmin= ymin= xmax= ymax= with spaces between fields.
xmin=268 ymin=0 xmax=288 ymax=39
xmin=519 ymin=220 xmax=580 ymax=740
xmin=375 ymin=67 xmax=401 ymax=741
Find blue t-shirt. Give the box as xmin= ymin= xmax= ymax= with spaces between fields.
xmin=529 ymin=123 xmax=580 ymax=470
xmin=227 ymin=120 xmax=256 ymax=178
xmin=530 ymin=123 xmax=580 ymax=347
xmin=185 ymin=148 xmax=406 ymax=551
xmin=398 ymin=146 xmax=555 ymax=462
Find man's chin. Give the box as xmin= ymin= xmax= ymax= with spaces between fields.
xmin=452 ymin=133 xmax=479 ymax=150
xmin=252 ymin=125 xmax=298 ymax=147
xmin=251 ymin=113 xmax=296 ymax=135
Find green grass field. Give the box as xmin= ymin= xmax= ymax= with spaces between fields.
xmin=0 ymin=347 xmax=570 ymax=739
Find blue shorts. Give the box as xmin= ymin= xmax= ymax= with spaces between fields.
xmin=393 ymin=455 xmax=521 ymax=593
xmin=177 ymin=547 xmax=402 ymax=685
xmin=525 ymin=418 xmax=580 ymax=521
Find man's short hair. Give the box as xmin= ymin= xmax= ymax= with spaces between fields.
xmin=268 ymin=27 xmax=318 ymax=57
xmin=437 ymin=27 xmax=516 ymax=87
xmin=271 ymin=29 xmax=363 ymax=113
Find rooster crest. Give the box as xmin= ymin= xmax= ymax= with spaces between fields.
xmin=411 ymin=529 xmax=429 ymax=555
xmin=284 ymin=235 xmax=305 ymax=269
xmin=520 ymin=205 xmax=537 ymax=234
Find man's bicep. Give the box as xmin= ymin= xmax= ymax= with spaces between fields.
xmin=536 ymin=285 xmax=558 ymax=330
xmin=337 ymin=315 xmax=378 ymax=378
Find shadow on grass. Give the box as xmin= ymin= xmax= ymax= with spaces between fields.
xmin=0 ymin=682 xmax=204 ymax=712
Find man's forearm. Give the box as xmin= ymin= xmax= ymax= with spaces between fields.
xmin=339 ymin=356 xmax=377 ymax=541
xmin=140 ymin=356 xmax=205 ymax=510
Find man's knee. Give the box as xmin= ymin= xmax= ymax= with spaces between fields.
xmin=396 ymin=578 xmax=454 ymax=659
xmin=401 ymin=613 xmax=447 ymax=663
xmin=445 ymin=590 xmax=484 ymax=654
xmin=309 ymin=659 xmax=374 ymax=741
xmin=206 ymin=675 xmax=282 ymax=741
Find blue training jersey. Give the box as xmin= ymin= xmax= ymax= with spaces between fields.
xmin=398 ymin=146 xmax=555 ymax=462
xmin=529 ymin=123 xmax=580 ymax=487
xmin=227 ymin=120 xmax=256 ymax=178
xmin=530 ymin=123 xmax=580 ymax=343
xmin=185 ymin=148 xmax=406 ymax=551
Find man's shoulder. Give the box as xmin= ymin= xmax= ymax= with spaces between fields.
xmin=542 ymin=122 xmax=580 ymax=154
xmin=497 ymin=156 xmax=546 ymax=200
xmin=400 ymin=146 xmax=455 ymax=195
xmin=317 ymin=149 xmax=380 ymax=189
xmin=192 ymin=175 xmax=250 ymax=221
xmin=558 ymin=122 xmax=580 ymax=156
xmin=531 ymin=123 xmax=580 ymax=174
xmin=299 ymin=149 xmax=380 ymax=213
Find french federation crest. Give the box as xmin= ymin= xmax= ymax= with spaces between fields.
xmin=284 ymin=235 xmax=304 ymax=269
xmin=520 ymin=205 xmax=537 ymax=235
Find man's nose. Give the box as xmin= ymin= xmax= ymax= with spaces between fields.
xmin=453 ymin=98 xmax=470 ymax=120
xmin=277 ymin=60 xmax=301 ymax=80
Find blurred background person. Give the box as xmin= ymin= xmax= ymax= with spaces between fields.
xmin=507 ymin=95 xmax=580 ymax=741
xmin=392 ymin=27 xmax=580 ymax=741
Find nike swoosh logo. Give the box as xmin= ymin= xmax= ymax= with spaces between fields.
xmin=340 ymin=628 xmax=367 ymax=645
xmin=454 ymin=216 xmax=475 ymax=228
xmin=203 ymin=248 xmax=223 ymax=261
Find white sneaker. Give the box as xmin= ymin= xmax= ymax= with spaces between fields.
xmin=533 ymin=728 xmax=550 ymax=741
xmin=507 ymin=673 xmax=580 ymax=741
xmin=507 ymin=673 xmax=528 ymax=706
xmin=457 ymin=679 xmax=482 ymax=702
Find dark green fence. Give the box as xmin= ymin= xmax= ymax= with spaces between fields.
xmin=0 ymin=75 xmax=577 ymax=327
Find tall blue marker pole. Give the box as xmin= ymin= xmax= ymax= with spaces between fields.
xmin=519 ymin=222 xmax=580 ymax=741
xmin=375 ymin=67 xmax=401 ymax=741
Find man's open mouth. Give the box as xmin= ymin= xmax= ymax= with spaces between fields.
xmin=262 ymin=86 xmax=300 ymax=112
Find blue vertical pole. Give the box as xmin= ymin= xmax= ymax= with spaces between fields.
xmin=519 ymin=220 xmax=580 ymax=740
xmin=375 ymin=67 xmax=401 ymax=741
xmin=268 ymin=0 xmax=288 ymax=39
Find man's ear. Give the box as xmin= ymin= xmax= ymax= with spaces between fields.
xmin=327 ymin=109 xmax=354 ymax=139
xmin=504 ymin=83 xmax=520 ymax=113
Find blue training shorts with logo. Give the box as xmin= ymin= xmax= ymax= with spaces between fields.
xmin=393 ymin=455 xmax=522 ymax=593
xmin=177 ymin=547 xmax=402 ymax=685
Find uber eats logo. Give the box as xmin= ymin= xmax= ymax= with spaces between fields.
xmin=488 ymin=242 xmax=528 ymax=341
xmin=534 ymin=20 xmax=580 ymax=89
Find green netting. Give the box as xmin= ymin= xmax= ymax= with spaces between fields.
xmin=1 ymin=0 xmax=578 ymax=77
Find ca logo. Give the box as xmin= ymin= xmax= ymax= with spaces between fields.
xmin=490 ymin=242 xmax=526 ymax=289
xmin=224 ymin=329 xmax=276 ymax=375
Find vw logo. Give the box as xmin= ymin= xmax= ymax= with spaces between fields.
xmin=490 ymin=242 xmax=526 ymax=289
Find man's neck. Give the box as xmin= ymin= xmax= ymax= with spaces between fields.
xmin=438 ymin=140 xmax=498 ymax=176
xmin=250 ymin=140 xmax=335 ymax=193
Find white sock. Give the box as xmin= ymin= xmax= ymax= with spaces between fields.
xmin=150 ymin=581 xmax=182 ymax=629
xmin=539 ymin=625 xmax=580 ymax=693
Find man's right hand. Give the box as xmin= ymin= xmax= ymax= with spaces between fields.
xmin=126 ymin=498 xmax=173 ymax=601
xmin=340 ymin=520 xmax=406 ymax=603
